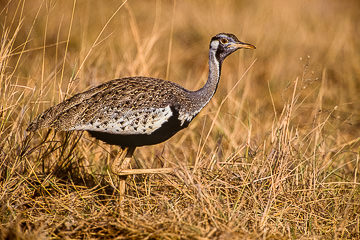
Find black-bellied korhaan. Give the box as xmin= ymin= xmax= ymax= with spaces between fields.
xmin=27 ymin=33 xmax=255 ymax=195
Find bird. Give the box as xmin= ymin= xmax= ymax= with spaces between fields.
xmin=27 ymin=33 xmax=255 ymax=194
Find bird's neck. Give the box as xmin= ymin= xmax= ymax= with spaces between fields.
xmin=192 ymin=49 xmax=222 ymax=112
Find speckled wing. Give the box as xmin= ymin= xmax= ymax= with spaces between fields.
xmin=27 ymin=77 xmax=185 ymax=135
xmin=71 ymin=106 xmax=174 ymax=135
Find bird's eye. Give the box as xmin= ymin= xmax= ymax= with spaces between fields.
xmin=220 ymin=38 xmax=228 ymax=44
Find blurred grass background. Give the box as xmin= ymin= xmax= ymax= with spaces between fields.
xmin=1 ymin=0 xmax=360 ymax=239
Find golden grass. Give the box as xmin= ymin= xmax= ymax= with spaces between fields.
xmin=1 ymin=0 xmax=360 ymax=239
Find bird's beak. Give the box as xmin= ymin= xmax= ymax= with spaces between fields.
xmin=229 ymin=42 xmax=256 ymax=50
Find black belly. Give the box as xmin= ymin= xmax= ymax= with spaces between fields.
xmin=87 ymin=111 xmax=190 ymax=148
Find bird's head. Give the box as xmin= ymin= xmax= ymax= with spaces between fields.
xmin=210 ymin=33 xmax=256 ymax=62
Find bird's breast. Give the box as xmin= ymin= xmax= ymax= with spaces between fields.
xmin=178 ymin=110 xmax=198 ymax=126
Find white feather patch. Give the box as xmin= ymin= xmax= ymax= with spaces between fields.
xmin=210 ymin=40 xmax=219 ymax=50
xmin=178 ymin=111 xmax=196 ymax=126
xmin=71 ymin=106 xmax=173 ymax=135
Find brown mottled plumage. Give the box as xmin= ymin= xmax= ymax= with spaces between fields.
xmin=27 ymin=33 xmax=255 ymax=148
xmin=28 ymin=77 xmax=191 ymax=130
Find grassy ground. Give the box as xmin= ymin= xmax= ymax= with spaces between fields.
xmin=1 ymin=0 xmax=360 ymax=239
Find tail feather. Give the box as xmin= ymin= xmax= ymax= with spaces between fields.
xmin=26 ymin=106 xmax=57 ymax=132
xmin=26 ymin=113 xmax=47 ymax=132
xmin=26 ymin=122 xmax=38 ymax=132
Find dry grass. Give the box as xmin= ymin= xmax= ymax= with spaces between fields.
xmin=1 ymin=0 xmax=360 ymax=239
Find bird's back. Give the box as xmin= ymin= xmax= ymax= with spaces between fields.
xmin=27 ymin=77 xmax=193 ymax=135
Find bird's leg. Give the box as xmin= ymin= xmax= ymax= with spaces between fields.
xmin=111 ymin=147 xmax=128 ymax=174
xmin=111 ymin=147 xmax=135 ymax=197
